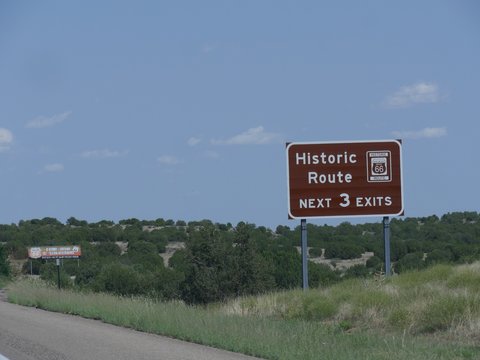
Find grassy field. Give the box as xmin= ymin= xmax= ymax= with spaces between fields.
xmin=6 ymin=263 xmax=480 ymax=360
xmin=221 ymin=263 xmax=480 ymax=343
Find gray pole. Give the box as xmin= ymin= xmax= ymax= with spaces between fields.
xmin=56 ymin=258 xmax=61 ymax=289
xmin=383 ymin=216 xmax=391 ymax=277
xmin=301 ymin=219 xmax=308 ymax=290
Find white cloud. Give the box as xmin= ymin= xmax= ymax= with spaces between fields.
xmin=0 ymin=128 xmax=13 ymax=152
xmin=157 ymin=155 xmax=181 ymax=165
xmin=187 ymin=137 xmax=202 ymax=146
xmin=385 ymin=82 xmax=441 ymax=108
xmin=26 ymin=111 xmax=72 ymax=128
xmin=203 ymin=150 xmax=220 ymax=159
xmin=212 ymin=126 xmax=280 ymax=145
xmin=81 ymin=149 xmax=129 ymax=159
xmin=391 ymin=127 xmax=447 ymax=139
xmin=43 ymin=163 xmax=64 ymax=172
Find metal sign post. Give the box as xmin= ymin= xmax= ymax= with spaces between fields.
xmin=56 ymin=258 xmax=61 ymax=289
xmin=383 ymin=217 xmax=391 ymax=277
xmin=301 ymin=219 xmax=308 ymax=290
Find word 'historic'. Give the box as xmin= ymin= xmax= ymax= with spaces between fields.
xmin=295 ymin=151 xmax=357 ymax=166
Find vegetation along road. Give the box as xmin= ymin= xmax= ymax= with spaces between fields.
xmin=0 ymin=300 xmax=261 ymax=360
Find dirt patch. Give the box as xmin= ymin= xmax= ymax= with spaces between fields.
xmin=296 ymin=247 xmax=375 ymax=270
xmin=115 ymin=242 xmax=129 ymax=255
xmin=160 ymin=242 xmax=185 ymax=267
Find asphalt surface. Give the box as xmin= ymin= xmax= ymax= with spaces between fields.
xmin=0 ymin=299 xmax=262 ymax=360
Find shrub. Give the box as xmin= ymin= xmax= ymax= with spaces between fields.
xmin=0 ymin=244 xmax=10 ymax=277
xmin=22 ymin=259 xmax=41 ymax=275
xmin=366 ymin=255 xmax=382 ymax=270
xmin=40 ymin=262 xmax=72 ymax=288
xmin=425 ymin=249 xmax=453 ymax=266
xmin=152 ymin=268 xmax=185 ymax=299
xmin=446 ymin=265 xmax=480 ymax=292
xmin=125 ymin=241 xmax=164 ymax=271
xmin=324 ymin=243 xmax=363 ymax=260
xmin=95 ymin=242 xmax=121 ymax=258
xmin=388 ymin=308 xmax=411 ymax=329
xmin=75 ymin=261 xmax=102 ymax=287
xmin=284 ymin=292 xmax=338 ymax=321
xmin=394 ymin=253 xmax=425 ymax=273
xmin=301 ymin=293 xmax=338 ymax=320
xmin=308 ymin=247 xmax=323 ymax=257
xmin=418 ymin=295 xmax=470 ymax=333
xmin=344 ymin=264 xmax=369 ymax=278
xmin=309 ymin=263 xmax=340 ymax=287
xmin=5 ymin=241 xmax=28 ymax=260
xmin=94 ymin=263 xmax=142 ymax=295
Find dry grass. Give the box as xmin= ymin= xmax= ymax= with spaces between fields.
xmin=219 ymin=262 xmax=480 ymax=344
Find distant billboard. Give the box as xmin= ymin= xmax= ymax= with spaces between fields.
xmin=286 ymin=140 xmax=403 ymax=219
xmin=28 ymin=246 xmax=82 ymax=259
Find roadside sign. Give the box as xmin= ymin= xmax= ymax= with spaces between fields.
xmin=286 ymin=140 xmax=403 ymax=219
xmin=28 ymin=246 xmax=82 ymax=259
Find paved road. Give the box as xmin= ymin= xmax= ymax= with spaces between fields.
xmin=0 ymin=300 xmax=262 ymax=360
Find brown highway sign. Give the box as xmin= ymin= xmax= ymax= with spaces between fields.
xmin=286 ymin=140 xmax=403 ymax=219
xmin=28 ymin=245 xmax=82 ymax=259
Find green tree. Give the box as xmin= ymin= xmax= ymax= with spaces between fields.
xmin=5 ymin=241 xmax=28 ymax=259
xmin=151 ymin=267 xmax=185 ymax=300
xmin=169 ymin=249 xmax=189 ymax=272
xmin=94 ymin=263 xmax=141 ymax=295
xmin=75 ymin=261 xmax=102 ymax=288
xmin=125 ymin=241 xmax=163 ymax=271
xmin=119 ymin=218 xmax=141 ymax=226
xmin=366 ymin=255 xmax=383 ymax=271
xmin=324 ymin=243 xmax=363 ymax=260
xmin=309 ymin=263 xmax=339 ymax=287
xmin=425 ymin=249 xmax=453 ymax=266
xmin=40 ymin=262 xmax=72 ymax=288
xmin=309 ymin=247 xmax=323 ymax=257
xmin=95 ymin=242 xmax=121 ymax=258
xmin=344 ymin=264 xmax=370 ymax=278
xmin=180 ymin=226 xmax=236 ymax=304
xmin=0 ymin=244 xmax=10 ymax=277
xmin=394 ymin=253 xmax=425 ymax=273
xmin=271 ymin=247 xmax=302 ymax=289
xmin=67 ymin=217 xmax=88 ymax=227
xmin=232 ymin=222 xmax=275 ymax=296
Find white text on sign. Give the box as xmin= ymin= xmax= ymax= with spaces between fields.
xmin=299 ymin=194 xmax=392 ymax=209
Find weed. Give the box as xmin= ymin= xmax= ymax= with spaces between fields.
xmin=388 ymin=308 xmax=411 ymax=330
xmin=299 ymin=292 xmax=337 ymax=320
xmin=337 ymin=320 xmax=353 ymax=332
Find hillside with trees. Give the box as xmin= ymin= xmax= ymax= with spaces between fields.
xmin=0 ymin=211 xmax=479 ymax=304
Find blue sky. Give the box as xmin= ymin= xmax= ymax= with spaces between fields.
xmin=0 ymin=1 xmax=479 ymax=229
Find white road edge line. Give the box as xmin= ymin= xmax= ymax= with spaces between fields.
xmin=0 ymin=354 xmax=10 ymax=360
